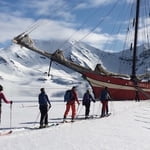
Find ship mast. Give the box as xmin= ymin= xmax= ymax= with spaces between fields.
xmin=131 ymin=0 xmax=140 ymax=80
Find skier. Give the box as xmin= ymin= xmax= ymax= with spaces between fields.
xmin=38 ymin=88 xmax=51 ymax=128
xmin=63 ymin=86 xmax=80 ymax=122
xmin=0 ymin=85 xmax=12 ymax=123
xmin=100 ymin=87 xmax=111 ymax=117
xmin=82 ymin=89 xmax=95 ymax=119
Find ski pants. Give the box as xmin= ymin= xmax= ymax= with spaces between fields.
xmin=64 ymin=103 xmax=76 ymax=119
xmin=39 ymin=105 xmax=48 ymax=126
xmin=101 ymin=100 xmax=108 ymax=116
xmin=84 ymin=103 xmax=90 ymax=117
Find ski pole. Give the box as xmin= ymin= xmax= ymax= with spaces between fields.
xmin=33 ymin=105 xmax=51 ymax=127
xmin=76 ymin=105 xmax=83 ymax=119
xmin=33 ymin=112 xmax=40 ymax=127
xmin=109 ymin=100 xmax=114 ymax=116
xmin=0 ymin=104 xmax=1 ymax=124
xmin=96 ymin=101 xmax=101 ymax=117
xmin=92 ymin=102 xmax=95 ymax=118
xmin=10 ymin=103 xmax=12 ymax=130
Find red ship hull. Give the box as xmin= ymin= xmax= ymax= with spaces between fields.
xmin=83 ymin=72 xmax=150 ymax=100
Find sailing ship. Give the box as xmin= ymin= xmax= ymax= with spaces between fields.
xmin=13 ymin=0 xmax=150 ymax=100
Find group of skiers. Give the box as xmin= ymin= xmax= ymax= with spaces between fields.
xmin=0 ymin=84 xmax=111 ymax=128
xmin=38 ymin=86 xmax=111 ymax=128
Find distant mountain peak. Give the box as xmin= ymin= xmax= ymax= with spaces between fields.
xmin=0 ymin=39 xmax=149 ymax=96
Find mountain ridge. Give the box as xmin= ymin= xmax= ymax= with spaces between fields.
xmin=0 ymin=40 xmax=149 ymax=97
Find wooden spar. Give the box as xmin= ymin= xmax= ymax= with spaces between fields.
xmin=13 ymin=34 xmax=93 ymax=75
xmin=12 ymin=33 xmax=131 ymax=79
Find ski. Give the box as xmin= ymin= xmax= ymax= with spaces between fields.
xmin=25 ymin=113 xmax=112 ymax=131
xmin=29 ymin=123 xmax=59 ymax=130
xmin=94 ymin=113 xmax=111 ymax=119
xmin=76 ymin=113 xmax=111 ymax=120
xmin=0 ymin=130 xmax=12 ymax=136
xmin=60 ymin=120 xmax=75 ymax=123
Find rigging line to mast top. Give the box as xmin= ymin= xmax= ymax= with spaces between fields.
xmin=76 ymin=0 xmax=120 ymax=43
xmin=18 ymin=1 xmax=82 ymax=37
xmin=24 ymin=20 xmax=43 ymax=34
xmin=122 ymin=1 xmax=135 ymax=51
xmin=142 ymin=0 xmax=150 ymax=46
xmin=118 ymin=2 xmax=135 ymax=74
xmin=13 ymin=20 xmax=43 ymax=40
xmin=57 ymin=4 xmax=107 ymax=51
xmin=104 ymin=1 xmax=134 ymax=53
xmin=59 ymin=0 xmax=120 ymax=52
xmin=146 ymin=0 xmax=150 ymax=46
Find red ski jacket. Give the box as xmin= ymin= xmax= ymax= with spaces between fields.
xmin=0 ymin=92 xmax=11 ymax=104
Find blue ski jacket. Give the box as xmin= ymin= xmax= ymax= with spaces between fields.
xmin=38 ymin=92 xmax=51 ymax=106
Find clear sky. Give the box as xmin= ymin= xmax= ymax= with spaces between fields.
xmin=0 ymin=0 xmax=149 ymax=52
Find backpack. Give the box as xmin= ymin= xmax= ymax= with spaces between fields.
xmin=64 ymin=90 xmax=73 ymax=102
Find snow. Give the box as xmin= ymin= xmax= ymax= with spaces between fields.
xmin=1 ymin=98 xmax=150 ymax=150
xmin=0 ymin=38 xmax=150 ymax=149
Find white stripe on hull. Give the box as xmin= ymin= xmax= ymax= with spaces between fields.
xmin=87 ymin=77 xmax=150 ymax=92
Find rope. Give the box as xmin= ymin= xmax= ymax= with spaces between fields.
xmin=57 ymin=0 xmax=120 ymax=53
xmin=14 ymin=21 xmax=42 ymax=39
xmin=58 ymin=4 xmax=106 ymax=50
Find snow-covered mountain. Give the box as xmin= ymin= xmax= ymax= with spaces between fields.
xmin=0 ymin=40 xmax=150 ymax=97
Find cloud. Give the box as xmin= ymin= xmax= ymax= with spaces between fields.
xmin=75 ymin=0 xmax=116 ymax=9
xmin=0 ymin=11 xmax=124 ymax=52
xmin=22 ymin=0 xmax=74 ymax=21
xmin=0 ymin=0 xmax=141 ymax=52
xmin=0 ymin=13 xmax=35 ymax=42
xmin=28 ymin=19 xmax=118 ymax=51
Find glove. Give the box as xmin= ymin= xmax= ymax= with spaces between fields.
xmin=49 ymin=104 xmax=51 ymax=109
xmin=10 ymin=101 xmax=13 ymax=104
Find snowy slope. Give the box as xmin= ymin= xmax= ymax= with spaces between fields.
xmin=0 ymin=40 xmax=150 ymax=150
xmin=0 ymin=40 xmax=150 ymax=97
xmin=0 ymin=100 xmax=150 ymax=150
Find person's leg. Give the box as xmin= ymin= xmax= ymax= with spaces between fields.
xmin=106 ymin=101 xmax=109 ymax=115
xmin=44 ymin=108 xmax=48 ymax=126
xmin=85 ymin=104 xmax=88 ymax=117
xmin=64 ymin=103 xmax=71 ymax=119
xmin=40 ymin=106 xmax=45 ymax=127
xmin=85 ymin=103 xmax=90 ymax=118
xmin=71 ymin=104 xmax=76 ymax=121
xmin=101 ymin=101 xmax=105 ymax=117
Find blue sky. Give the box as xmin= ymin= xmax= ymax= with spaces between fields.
xmin=0 ymin=0 xmax=149 ymax=52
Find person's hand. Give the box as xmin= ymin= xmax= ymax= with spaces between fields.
xmin=10 ymin=101 xmax=13 ymax=104
xmin=49 ymin=104 xmax=51 ymax=109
